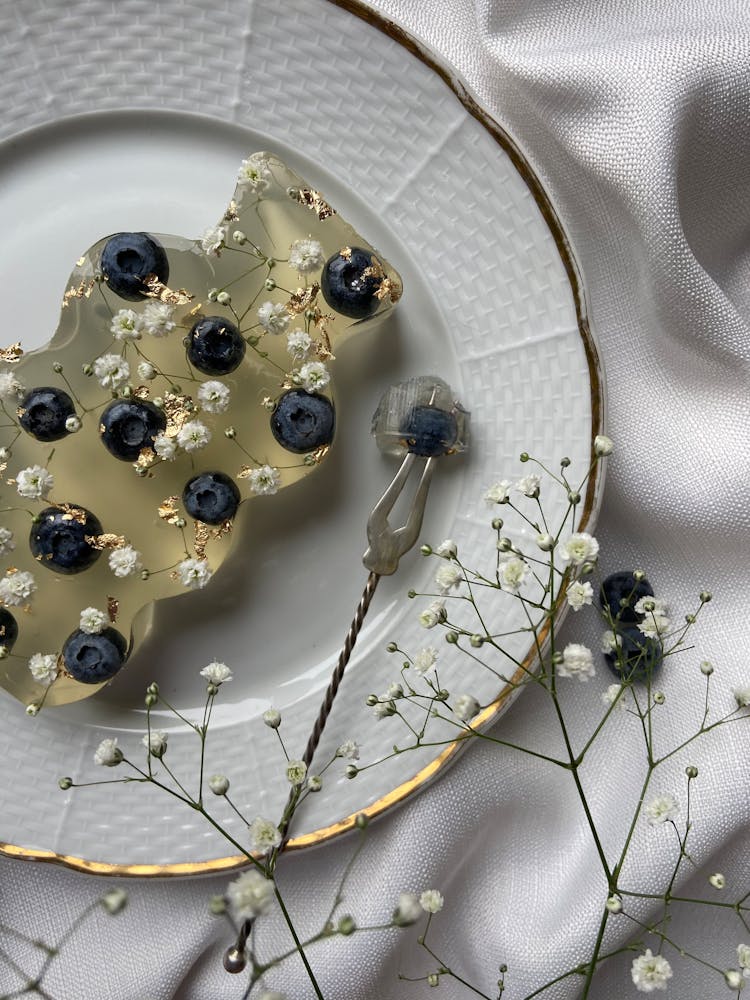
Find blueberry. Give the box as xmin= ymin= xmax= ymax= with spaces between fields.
xmin=18 ymin=387 xmax=75 ymax=442
xmin=321 ymin=247 xmax=381 ymax=320
xmin=270 ymin=390 xmax=335 ymax=454
xmin=399 ymin=405 xmax=458 ymax=457
xmin=30 ymin=505 xmax=103 ymax=575
xmin=182 ymin=471 xmax=241 ymax=525
xmin=187 ymin=316 xmax=246 ymax=375
xmin=0 ymin=608 xmax=18 ymax=652
xmin=599 ymin=571 xmax=655 ymax=624
xmin=100 ymin=232 xmax=169 ymax=302
xmin=99 ymin=399 xmax=167 ymax=461
xmin=62 ymin=627 xmax=128 ymax=684
xmin=604 ymin=625 xmax=662 ymax=682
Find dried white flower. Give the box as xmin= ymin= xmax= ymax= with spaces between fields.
xmin=248 ymin=816 xmax=282 ymax=854
xmin=630 ymin=949 xmax=673 ymax=992
xmin=736 ymin=943 xmax=750 ymax=972
xmin=484 ymin=480 xmax=512 ymax=505
xmin=225 ymin=869 xmax=275 ymax=921
xmin=286 ymin=329 xmax=312 ymax=360
xmin=136 ymin=361 xmax=157 ymax=381
xmin=237 ymin=154 xmax=271 ymax=192
xmin=177 ymin=558 xmax=213 ymax=590
xmin=0 ymin=570 xmax=37 ymax=606
xmin=419 ymin=889 xmax=444 ymax=914
xmin=435 ymin=563 xmax=462 ymax=595
xmin=141 ymin=730 xmax=168 ymax=758
xmin=394 ymin=892 xmax=422 ymax=925
xmin=635 ymin=596 xmax=671 ymax=638
xmin=498 ymin=556 xmax=529 ymax=594
xmin=93 ymin=353 xmax=130 ymax=390
xmin=200 ymin=661 xmax=233 ymax=685
xmin=298 ymin=360 xmax=330 ymax=393
xmin=94 ymin=738 xmax=123 ymax=767
xmin=516 ymin=474 xmax=540 ymax=497
xmin=153 ymin=432 xmax=177 ymax=461
xmin=559 ymin=643 xmax=595 ymax=680
xmin=725 ymin=969 xmax=744 ymax=990
xmin=16 ymin=465 xmax=54 ymax=500
xmin=453 ymin=693 xmax=481 ymax=722
xmin=419 ymin=600 xmax=447 ymax=629
xmin=435 ymin=539 xmax=457 ymax=559
xmin=176 ymin=420 xmax=211 ymax=452
xmin=28 ymin=652 xmax=58 ymax=687
xmin=0 ymin=527 xmax=15 ymax=557
xmin=0 ymin=371 xmax=24 ymax=400
xmin=248 ymin=465 xmax=281 ymax=496
xmin=288 ymin=238 xmax=325 ymax=274
xmin=79 ymin=607 xmax=108 ymax=634
xmin=197 ymin=380 xmax=230 ymax=414
xmin=558 ymin=532 xmax=599 ymax=565
xmin=601 ymin=630 xmax=622 ymax=654
xmin=110 ymin=308 xmax=143 ymax=341
xmin=336 ymin=740 xmax=360 ymax=760
xmin=566 ymin=580 xmax=594 ymax=611
xmin=413 ymin=646 xmax=438 ymax=677
xmin=201 ymin=225 xmax=226 ymax=256
xmin=644 ymin=792 xmax=679 ymax=826
xmin=286 ymin=759 xmax=307 ymax=786
xmin=142 ymin=301 xmax=176 ymax=337
xmin=108 ymin=546 xmax=142 ymax=578
xmin=258 ymin=301 xmax=291 ymax=335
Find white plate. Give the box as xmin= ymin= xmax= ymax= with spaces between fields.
xmin=0 ymin=0 xmax=603 ymax=872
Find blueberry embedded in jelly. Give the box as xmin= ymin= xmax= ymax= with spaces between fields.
xmin=599 ymin=571 xmax=655 ymax=624
xmin=62 ymin=627 xmax=128 ymax=684
xmin=0 ymin=608 xmax=18 ymax=652
xmin=399 ymin=405 xmax=458 ymax=457
xmin=604 ymin=624 xmax=662 ymax=682
xmin=29 ymin=505 xmax=103 ymax=575
xmin=270 ymin=390 xmax=335 ymax=454
xmin=100 ymin=232 xmax=169 ymax=302
xmin=18 ymin=387 xmax=75 ymax=442
xmin=321 ymin=247 xmax=381 ymax=320
xmin=187 ymin=316 xmax=246 ymax=376
xmin=99 ymin=399 xmax=167 ymax=461
xmin=182 ymin=471 xmax=241 ymax=525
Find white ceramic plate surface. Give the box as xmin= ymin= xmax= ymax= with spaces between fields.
xmin=0 ymin=0 xmax=602 ymax=872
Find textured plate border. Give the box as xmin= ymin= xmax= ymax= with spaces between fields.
xmin=1 ymin=0 xmax=604 ymax=876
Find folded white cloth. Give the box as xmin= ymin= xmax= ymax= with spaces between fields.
xmin=2 ymin=1 xmax=748 ymax=998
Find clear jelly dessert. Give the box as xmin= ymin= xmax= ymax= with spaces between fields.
xmin=0 ymin=153 xmax=402 ymax=710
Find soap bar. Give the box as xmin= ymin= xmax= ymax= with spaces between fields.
xmin=0 ymin=153 xmax=402 ymax=709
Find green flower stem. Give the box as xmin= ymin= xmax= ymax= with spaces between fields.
xmin=621 ymin=911 xmax=727 ymax=977
xmin=271 ymin=885 xmax=324 ymax=1000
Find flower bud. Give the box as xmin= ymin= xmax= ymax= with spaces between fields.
xmin=594 ymin=434 xmax=614 ymax=456
xmin=58 ymin=777 xmax=73 ymax=790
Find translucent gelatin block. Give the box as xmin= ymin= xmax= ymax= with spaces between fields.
xmin=0 ymin=153 xmax=402 ymax=710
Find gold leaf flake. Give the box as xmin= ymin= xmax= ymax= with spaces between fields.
xmin=55 ymin=504 xmax=87 ymax=525
xmin=0 ymin=343 xmax=23 ymax=364
xmin=314 ymin=330 xmax=335 ymax=362
xmin=307 ymin=445 xmax=330 ymax=465
xmin=291 ymin=187 xmax=336 ymax=220
xmin=144 ymin=276 xmax=194 ymax=306
xmin=133 ymin=385 xmax=151 ymax=400
xmin=107 ymin=597 xmax=119 ymax=623
xmin=134 ymin=447 xmax=156 ymax=473
xmin=62 ymin=281 xmax=95 ymax=308
xmin=158 ymin=496 xmax=182 ymax=525
xmin=188 ymin=302 xmax=204 ymax=317
xmin=211 ymin=520 xmax=233 ymax=541
xmin=287 ymin=283 xmax=319 ymax=315
xmin=340 ymin=246 xmax=352 ymax=261
xmin=5 ymin=567 xmax=17 ymax=576
xmin=163 ymin=392 xmax=193 ymax=434
xmin=85 ymin=533 xmax=126 ymax=551
xmin=362 ymin=257 xmax=385 ymax=282
xmin=236 ymin=465 xmax=252 ymax=480
xmin=193 ymin=521 xmax=210 ymax=560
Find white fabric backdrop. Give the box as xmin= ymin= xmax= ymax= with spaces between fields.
xmin=2 ymin=1 xmax=749 ymax=997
